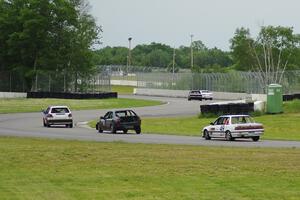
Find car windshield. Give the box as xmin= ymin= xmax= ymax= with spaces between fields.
xmin=231 ymin=116 xmax=254 ymax=124
xmin=51 ymin=108 xmax=69 ymax=114
xmin=115 ymin=110 xmax=136 ymax=117
xmin=191 ymin=91 xmax=200 ymax=94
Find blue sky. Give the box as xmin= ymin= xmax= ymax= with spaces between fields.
xmin=89 ymin=0 xmax=300 ymax=50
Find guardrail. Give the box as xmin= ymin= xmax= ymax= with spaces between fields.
xmin=200 ymin=103 xmax=254 ymax=115
xmin=27 ymin=92 xmax=117 ymax=99
xmin=283 ymin=93 xmax=300 ymax=101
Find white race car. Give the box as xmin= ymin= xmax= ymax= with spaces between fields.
xmin=42 ymin=106 xmax=73 ymax=128
xmin=202 ymin=115 xmax=264 ymax=141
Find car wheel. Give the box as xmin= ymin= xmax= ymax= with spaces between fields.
xmin=110 ymin=125 xmax=116 ymax=134
xmin=225 ymin=131 xmax=234 ymax=141
xmin=123 ymin=129 xmax=128 ymax=134
xmin=69 ymin=124 xmax=73 ymax=128
xmin=47 ymin=124 xmax=51 ymax=128
xmin=135 ymin=126 xmax=141 ymax=134
xmin=252 ymin=136 xmax=260 ymax=142
xmin=188 ymin=98 xmax=191 ymax=101
xmin=204 ymin=130 xmax=211 ymax=140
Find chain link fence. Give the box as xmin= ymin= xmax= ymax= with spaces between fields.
xmin=0 ymin=70 xmax=111 ymax=93
xmin=1 ymin=68 xmax=299 ymax=94
xmin=0 ymin=71 xmax=27 ymax=92
xmin=136 ymin=71 xmax=300 ymax=94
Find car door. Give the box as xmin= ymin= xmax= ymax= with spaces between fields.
xmin=101 ymin=112 xmax=111 ymax=130
xmin=211 ymin=117 xmax=225 ymax=138
xmin=219 ymin=117 xmax=229 ymax=137
xmin=104 ymin=112 xmax=113 ymax=130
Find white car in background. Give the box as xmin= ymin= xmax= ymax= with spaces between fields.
xmin=42 ymin=106 xmax=73 ymax=128
xmin=202 ymin=115 xmax=264 ymax=141
xmin=188 ymin=90 xmax=213 ymax=101
xmin=200 ymin=90 xmax=213 ymax=100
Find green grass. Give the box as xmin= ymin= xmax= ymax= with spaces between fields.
xmin=139 ymin=100 xmax=300 ymax=140
xmin=256 ymin=113 xmax=300 ymax=140
xmin=283 ymin=99 xmax=300 ymax=113
xmin=88 ymin=100 xmax=300 ymax=140
xmin=140 ymin=113 xmax=300 ymax=140
xmin=142 ymin=116 xmax=210 ymax=136
xmin=0 ymin=98 xmax=162 ymax=114
xmin=111 ymin=85 xmax=134 ymax=95
xmin=0 ymin=136 xmax=300 ymax=199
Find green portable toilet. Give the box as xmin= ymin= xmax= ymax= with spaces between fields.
xmin=267 ymin=84 xmax=283 ymax=114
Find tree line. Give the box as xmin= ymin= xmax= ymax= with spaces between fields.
xmin=94 ymin=26 xmax=300 ymax=74
xmin=1 ymin=0 xmax=300 ymax=91
xmin=93 ymin=41 xmax=233 ymax=73
xmin=0 ymin=0 xmax=100 ymax=90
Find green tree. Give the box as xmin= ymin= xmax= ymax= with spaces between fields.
xmin=230 ymin=26 xmax=300 ymax=88
xmin=0 ymin=0 xmax=101 ymax=91
xmin=230 ymin=27 xmax=255 ymax=70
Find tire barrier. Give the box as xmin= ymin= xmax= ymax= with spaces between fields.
xmin=27 ymin=92 xmax=118 ymax=99
xmin=200 ymin=103 xmax=254 ymax=115
xmin=283 ymin=93 xmax=300 ymax=101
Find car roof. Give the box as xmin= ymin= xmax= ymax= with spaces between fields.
xmin=190 ymin=90 xmax=210 ymax=92
xmin=49 ymin=105 xmax=70 ymax=109
xmin=108 ymin=109 xmax=134 ymax=112
xmin=219 ymin=115 xmax=250 ymax=117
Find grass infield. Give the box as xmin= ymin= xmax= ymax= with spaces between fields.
xmin=141 ymin=100 xmax=300 ymax=141
xmin=141 ymin=113 xmax=300 ymax=141
xmin=0 ymin=98 xmax=162 ymax=114
xmin=111 ymin=85 xmax=134 ymax=95
xmin=88 ymin=100 xmax=300 ymax=141
xmin=0 ymin=137 xmax=299 ymax=199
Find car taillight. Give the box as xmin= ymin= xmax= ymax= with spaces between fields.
xmin=235 ymin=125 xmax=264 ymax=130
xmin=68 ymin=113 xmax=72 ymax=117
xmin=46 ymin=114 xmax=53 ymax=118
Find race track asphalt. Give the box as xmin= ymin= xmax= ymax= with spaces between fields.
xmin=0 ymin=95 xmax=300 ymax=148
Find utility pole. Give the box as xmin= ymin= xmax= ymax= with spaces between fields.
xmin=190 ymin=34 xmax=194 ymax=90
xmin=127 ymin=37 xmax=132 ymax=74
xmin=190 ymin=34 xmax=194 ymax=69
xmin=172 ymin=47 xmax=176 ymax=87
xmin=172 ymin=47 xmax=176 ymax=75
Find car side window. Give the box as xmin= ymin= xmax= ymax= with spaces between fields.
xmin=224 ymin=117 xmax=229 ymax=125
xmin=218 ymin=117 xmax=225 ymax=125
xmin=216 ymin=117 xmax=229 ymax=125
xmin=214 ymin=117 xmax=223 ymax=125
xmin=45 ymin=107 xmax=50 ymax=114
xmin=104 ymin=112 xmax=110 ymax=119
xmin=129 ymin=110 xmax=137 ymax=116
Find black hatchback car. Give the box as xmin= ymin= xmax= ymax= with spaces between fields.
xmin=96 ymin=110 xmax=141 ymax=134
